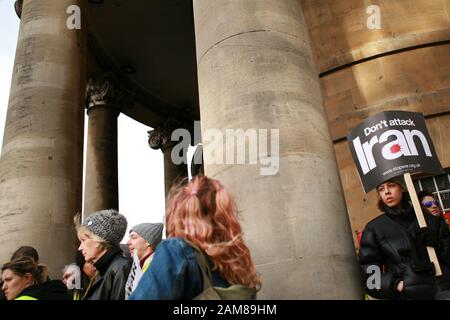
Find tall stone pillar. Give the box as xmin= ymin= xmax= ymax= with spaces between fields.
xmin=148 ymin=118 xmax=188 ymax=198
xmin=0 ymin=0 xmax=86 ymax=276
xmin=193 ymin=0 xmax=363 ymax=299
xmin=83 ymin=74 xmax=121 ymax=216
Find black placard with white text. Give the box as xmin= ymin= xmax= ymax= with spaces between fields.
xmin=347 ymin=111 xmax=443 ymax=193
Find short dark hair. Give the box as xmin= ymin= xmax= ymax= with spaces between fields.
xmin=1 ymin=257 xmax=47 ymax=284
xmin=417 ymin=190 xmax=435 ymax=203
xmin=10 ymin=246 xmax=39 ymax=263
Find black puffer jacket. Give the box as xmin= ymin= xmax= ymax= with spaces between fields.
xmin=15 ymin=280 xmax=72 ymax=300
xmin=84 ymin=246 xmax=132 ymax=300
xmin=0 ymin=281 xmax=5 ymax=300
xmin=359 ymin=200 xmax=450 ymax=300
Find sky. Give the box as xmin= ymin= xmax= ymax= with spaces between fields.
xmin=0 ymin=0 xmax=194 ymax=243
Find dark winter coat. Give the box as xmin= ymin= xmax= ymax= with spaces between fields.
xmin=15 ymin=280 xmax=71 ymax=300
xmin=359 ymin=200 xmax=450 ymax=300
xmin=84 ymin=246 xmax=132 ymax=300
xmin=0 ymin=281 xmax=5 ymax=300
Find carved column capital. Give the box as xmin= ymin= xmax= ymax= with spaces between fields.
xmin=148 ymin=118 xmax=183 ymax=152
xmin=85 ymin=72 xmax=128 ymax=114
xmin=15 ymin=0 xmax=23 ymax=19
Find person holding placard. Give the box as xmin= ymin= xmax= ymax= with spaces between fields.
xmin=359 ymin=177 xmax=450 ymax=299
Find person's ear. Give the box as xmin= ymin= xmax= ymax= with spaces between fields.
xmin=23 ymin=273 xmax=34 ymax=286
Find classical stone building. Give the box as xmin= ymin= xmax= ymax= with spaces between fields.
xmin=0 ymin=0 xmax=448 ymax=299
xmin=302 ymin=0 xmax=450 ymax=248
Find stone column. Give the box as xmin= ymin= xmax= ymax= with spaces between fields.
xmin=0 ymin=0 xmax=86 ymax=277
xmin=193 ymin=0 xmax=363 ymax=299
xmin=83 ymin=73 xmax=122 ymax=216
xmin=148 ymin=118 xmax=188 ymax=198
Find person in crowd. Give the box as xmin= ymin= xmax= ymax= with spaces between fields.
xmin=418 ymin=190 xmax=444 ymax=218
xmin=10 ymin=246 xmax=40 ymax=263
xmin=1 ymin=245 xmax=46 ymax=300
xmin=63 ymin=251 xmax=98 ymax=300
xmin=359 ymin=177 xmax=450 ymax=299
xmin=125 ymin=222 xmax=164 ymax=299
xmin=1 ymin=257 xmax=70 ymax=300
xmin=130 ymin=175 xmax=261 ymax=300
xmin=128 ymin=223 xmax=164 ymax=273
xmin=75 ymin=209 xmax=132 ymax=300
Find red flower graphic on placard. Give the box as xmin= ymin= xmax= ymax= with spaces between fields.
xmin=390 ymin=144 xmax=401 ymax=154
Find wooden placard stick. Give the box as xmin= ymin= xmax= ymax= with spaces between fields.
xmin=404 ymin=172 xmax=442 ymax=276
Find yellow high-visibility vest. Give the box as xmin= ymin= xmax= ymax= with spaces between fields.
xmin=142 ymin=259 xmax=151 ymax=273
xmin=15 ymin=295 xmax=38 ymax=300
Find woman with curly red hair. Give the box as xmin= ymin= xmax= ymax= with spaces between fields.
xmin=130 ymin=175 xmax=261 ymax=299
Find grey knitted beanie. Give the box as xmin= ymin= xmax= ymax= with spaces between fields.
xmin=130 ymin=223 xmax=164 ymax=249
xmin=82 ymin=209 xmax=127 ymax=246
xmin=377 ymin=176 xmax=406 ymax=190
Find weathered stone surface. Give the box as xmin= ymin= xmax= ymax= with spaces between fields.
xmin=0 ymin=0 xmax=86 ymax=277
xmin=194 ymin=0 xmax=363 ymax=299
xmin=148 ymin=118 xmax=188 ymax=198
xmin=302 ymin=0 xmax=450 ymax=72
xmin=322 ymin=45 xmax=450 ymax=141
xmin=84 ymin=74 xmax=120 ymax=216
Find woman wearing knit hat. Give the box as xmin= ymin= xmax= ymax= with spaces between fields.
xmin=359 ymin=178 xmax=450 ymax=299
xmin=75 ymin=209 xmax=132 ymax=300
xmin=125 ymin=223 xmax=163 ymax=299
xmin=129 ymin=175 xmax=261 ymax=300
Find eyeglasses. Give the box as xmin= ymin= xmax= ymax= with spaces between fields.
xmin=423 ymin=200 xmax=440 ymax=208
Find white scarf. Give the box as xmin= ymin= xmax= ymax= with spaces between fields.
xmin=125 ymin=250 xmax=143 ymax=300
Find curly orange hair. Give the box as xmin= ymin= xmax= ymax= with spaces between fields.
xmin=166 ymin=175 xmax=261 ymax=290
